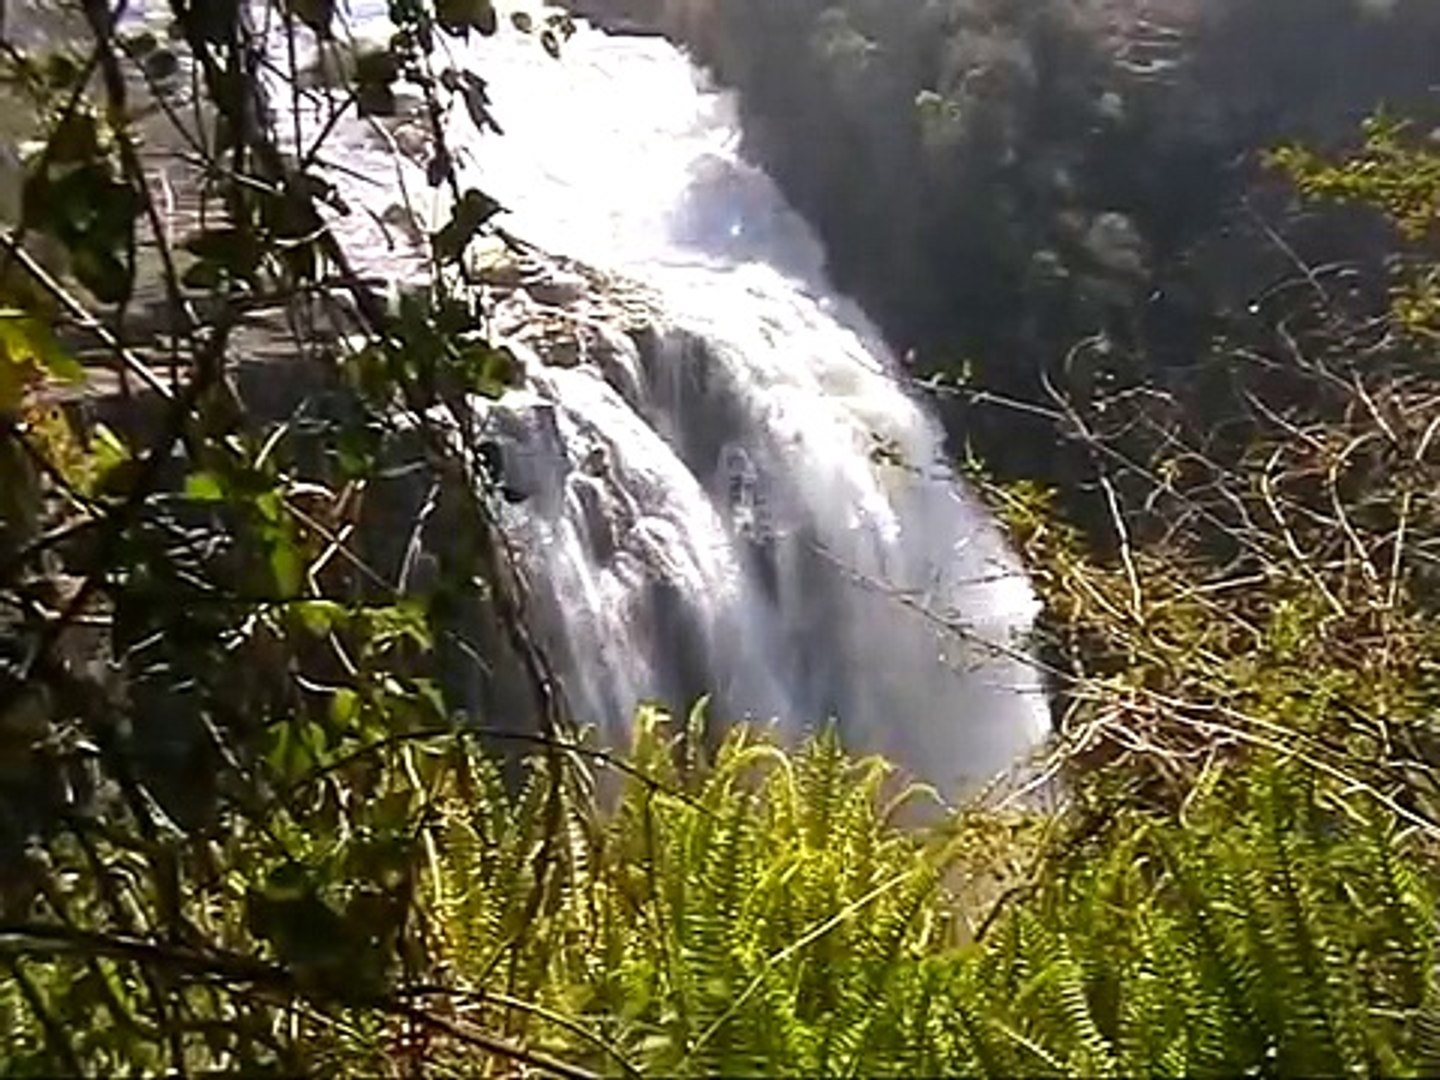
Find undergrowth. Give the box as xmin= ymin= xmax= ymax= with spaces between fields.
xmin=319 ymin=716 xmax=1440 ymax=1076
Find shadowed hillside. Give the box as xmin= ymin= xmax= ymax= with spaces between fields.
xmin=569 ymin=0 xmax=1440 ymax=487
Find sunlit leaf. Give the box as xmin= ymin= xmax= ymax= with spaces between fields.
xmin=185 ymin=471 xmax=226 ymax=502
xmin=269 ymin=537 xmax=304 ymax=598
xmin=0 ymin=312 xmax=81 ymax=409
xmin=331 ymin=688 xmax=360 ymax=729
xmin=0 ymin=311 xmax=82 ymax=382
xmin=294 ymin=599 xmax=346 ymax=637
xmin=88 ymin=423 xmax=130 ymax=477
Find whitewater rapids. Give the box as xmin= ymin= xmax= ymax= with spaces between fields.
xmin=318 ymin=2 xmax=1052 ymax=797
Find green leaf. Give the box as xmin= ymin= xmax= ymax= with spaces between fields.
xmin=331 ymin=688 xmax=361 ymax=729
xmin=266 ymin=719 xmax=329 ymax=782
xmin=373 ymin=790 xmax=414 ymax=830
xmin=122 ymin=29 xmax=160 ymax=57
xmin=548 ymin=11 xmax=576 ymax=39
xmin=353 ymin=45 xmax=400 ymax=116
xmin=0 ymin=311 xmax=83 ymax=385
xmin=141 ymin=46 xmax=181 ymax=84
xmin=193 ymin=0 xmax=240 ymax=44
xmin=458 ymin=342 xmax=520 ymax=397
xmin=269 ymin=538 xmax=304 ymax=598
xmin=183 ymin=227 xmax=262 ymax=279
xmin=453 ymin=69 xmax=502 ymax=135
xmin=353 ymin=46 xmax=399 ymax=85
xmin=367 ymin=599 xmax=433 ymax=652
xmin=43 ymin=52 xmax=83 ymax=92
xmin=436 ymin=0 xmax=497 ymax=37
xmin=432 ymin=188 xmax=503 ymax=261
xmin=48 ymin=111 xmax=101 ymax=165
xmin=72 ymin=245 xmax=133 ymax=305
xmin=184 ymin=470 xmax=226 ymax=502
xmin=355 ymin=80 xmax=398 ymax=118
xmin=87 ymin=423 xmax=130 ymax=479
xmin=254 ymin=489 xmax=285 ymax=525
xmin=284 ymin=0 xmax=335 ymax=36
xmin=293 ymin=600 xmax=346 ymax=637
xmin=182 ymin=259 xmax=224 ymax=291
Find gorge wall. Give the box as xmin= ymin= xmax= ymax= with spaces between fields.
xmin=568 ymin=0 xmax=1440 ymax=488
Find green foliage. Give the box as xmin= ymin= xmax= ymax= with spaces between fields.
xmin=11 ymin=691 xmax=1422 ymax=1076
xmin=1271 ymin=116 xmax=1440 ymax=243
xmin=1270 ymin=117 xmax=1440 ymax=340
xmin=971 ymin=116 xmax=1440 ymax=832
xmin=4 ymin=0 xmax=1440 ymax=1074
xmin=413 ymin=712 xmax=1439 ymax=1077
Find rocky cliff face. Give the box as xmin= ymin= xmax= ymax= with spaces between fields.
xmin=559 ymin=0 xmax=1440 ymax=490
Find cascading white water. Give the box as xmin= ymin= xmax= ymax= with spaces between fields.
xmin=323 ymin=3 xmax=1051 ymax=797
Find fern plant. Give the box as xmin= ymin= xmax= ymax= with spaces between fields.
xmin=416 ymin=707 xmax=1440 ymax=1078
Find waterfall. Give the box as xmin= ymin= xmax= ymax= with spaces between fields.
xmin=322 ymin=3 xmax=1051 ymax=798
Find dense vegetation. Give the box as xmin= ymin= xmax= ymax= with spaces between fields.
xmin=2 ymin=0 xmax=1440 ymax=1075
